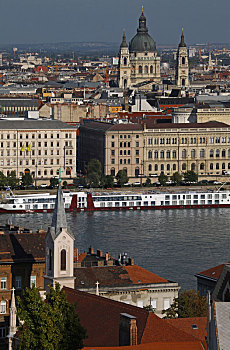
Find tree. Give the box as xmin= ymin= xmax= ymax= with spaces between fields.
xmin=158 ymin=172 xmax=168 ymax=186
xmin=0 ymin=171 xmax=6 ymax=188
xmin=171 ymin=172 xmax=182 ymax=185
xmin=17 ymin=284 xmax=87 ymax=350
xmin=184 ymin=170 xmax=198 ymax=183
xmin=86 ymin=159 xmax=102 ymax=188
xmin=162 ymin=290 xmax=206 ymax=319
xmin=50 ymin=177 xmax=59 ymax=188
xmin=116 ymin=170 xmax=129 ymax=187
xmin=145 ymin=177 xmax=151 ymax=187
xmin=6 ymin=171 xmax=19 ymax=188
xmin=101 ymin=175 xmax=114 ymax=188
xmin=21 ymin=173 xmax=34 ymax=187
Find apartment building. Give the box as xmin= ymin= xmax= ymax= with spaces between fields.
xmin=0 ymin=119 xmax=77 ymax=182
xmin=78 ymin=120 xmax=230 ymax=179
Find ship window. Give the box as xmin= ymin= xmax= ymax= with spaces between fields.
xmin=208 ymin=200 xmax=212 ymax=204
xmin=122 ymin=202 xmax=126 ymax=207
xmin=186 ymin=200 xmax=191 ymax=205
xmin=165 ymin=201 xmax=170 ymax=205
xmin=215 ymin=200 xmax=219 ymax=204
xmin=144 ymin=201 xmax=148 ymax=206
xmin=194 ymin=195 xmax=198 ymax=199
xmin=194 ymin=200 xmax=198 ymax=204
xmin=151 ymin=201 xmax=155 ymax=205
xmin=200 ymin=200 xmax=205 ymax=204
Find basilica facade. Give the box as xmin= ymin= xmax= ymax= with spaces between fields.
xmin=119 ymin=9 xmax=161 ymax=89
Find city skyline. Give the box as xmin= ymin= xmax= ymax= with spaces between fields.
xmin=1 ymin=0 xmax=230 ymax=46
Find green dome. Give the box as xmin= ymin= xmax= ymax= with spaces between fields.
xmin=129 ymin=10 xmax=156 ymax=53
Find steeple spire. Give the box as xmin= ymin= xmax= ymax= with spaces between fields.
xmin=120 ymin=30 xmax=128 ymax=48
xmin=9 ymin=287 xmax=17 ymax=336
xmin=138 ymin=7 xmax=147 ymax=33
xmin=179 ymin=28 xmax=186 ymax=47
xmin=50 ymin=184 xmax=67 ymax=238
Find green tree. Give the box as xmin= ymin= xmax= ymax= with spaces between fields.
xmin=0 ymin=171 xmax=6 ymax=188
xmin=6 ymin=171 xmax=19 ymax=188
xmin=162 ymin=290 xmax=206 ymax=319
xmin=50 ymin=177 xmax=59 ymax=188
xmin=116 ymin=170 xmax=129 ymax=187
xmin=184 ymin=170 xmax=198 ymax=183
xmin=158 ymin=172 xmax=168 ymax=186
xmin=86 ymin=159 xmax=102 ymax=188
xmin=21 ymin=173 xmax=34 ymax=187
xmin=17 ymin=284 xmax=87 ymax=350
xmin=101 ymin=175 xmax=114 ymax=188
xmin=145 ymin=177 xmax=151 ymax=186
xmin=171 ymin=172 xmax=182 ymax=185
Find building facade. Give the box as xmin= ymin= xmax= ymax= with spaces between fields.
xmin=119 ymin=10 xmax=161 ymax=89
xmin=78 ymin=120 xmax=230 ymax=179
xmin=0 ymin=120 xmax=77 ymax=182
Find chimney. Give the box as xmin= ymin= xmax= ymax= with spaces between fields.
xmin=88 ymin=247 xmax=94 ymax=255
xmin=119 ymin=313 xmax=137 ymax=346
xmin=97 ymin=249 xmax=103 ymax=257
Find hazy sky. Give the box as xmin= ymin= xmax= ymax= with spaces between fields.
xmin=0 ymin=0 xmax=230 ymax=46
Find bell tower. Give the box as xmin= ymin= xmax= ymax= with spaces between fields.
xmin=176 ymin=29 xmax=189 ymax=88
xmin=119 ymin=31 xmax=131 ymax=89
xmin=44 ymin=178 xmax=75 ymax=291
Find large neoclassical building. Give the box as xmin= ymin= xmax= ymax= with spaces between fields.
xmin=119 ymin=9 xmax=161 ymax=89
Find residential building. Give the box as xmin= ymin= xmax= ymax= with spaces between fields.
xmin=78 ymin=120 xmax=230 ymax=179
xmin=0 ymin=119 xmax=77 ymax=181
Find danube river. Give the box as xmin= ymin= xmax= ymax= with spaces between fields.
xmin=3 ymin=208 xmax=230 ymax=290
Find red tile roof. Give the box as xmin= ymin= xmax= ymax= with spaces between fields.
xmin=84 ymin=341 xmax=204 ymax=350
xmin=64 ymin=287 xmax=202 ymax=348
xmin=166 ymin=317 xmax=207 ymax=349
xmin=74 ymin=264 xmax=168 ymax=288
xmin=0 ymin=232 xmax=46 ymax=263
xmin=196 ymin=262 xmax=230 ymax=280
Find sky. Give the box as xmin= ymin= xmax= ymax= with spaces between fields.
xmin=0 ymin=0 xmax=230 ymax=46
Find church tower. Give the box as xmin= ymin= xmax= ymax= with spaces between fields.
xmin=119 ymin=31 xmax=131 ymax=89
xmin=176 ymin=29 xmax=189 ymax=88
xmin=44 ymin=183 xmax=75 ymax=291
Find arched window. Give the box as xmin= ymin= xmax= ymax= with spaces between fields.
xmin=167 ymin=164 xmax=170 ymax=171
xmin=228 ymin=163 xmax=230 ymax=169
xmin=161 ymin=164 xmax=164 ymax=171
xmin=123 ymin=57 xmax=127 ymax=66
xmin=155 ymin=164 xmax=158 ymax=171
xmin=148 ymin=164 xmax=152 ymax=171
xmin=200 ymin=163 xmax=204 ymax=170
xmin=191 ymin=163 xmax=196 ymax=171
xmin=154 ymin=151 xmax=158 ymax=159
xmin=150 ymin=65 xmax=153 ymax=74
xmin=124 ymin=79 xmax=127 ymax=89
xmin=182 ymin=149 xmax=186 ymax=159
xmin=210 ymin=163 xmax=213 ymax=170
xmin=144 ymin=65 xmax=148 ymax=74
xmin=173 ymin=164 xmax=176 ymax=171
xmin=182 ymin=163 xmax=186 ymax=170
xmin=228 ymin=149 xmax=230 ymax=157
xmin=166 ymin=151 xmax=170 ymax=159
xmin=135 ymin=167 xmax=140 ymax=177
xmin=148 ymin=151 xmax=152 ymax=159
xmin=0 ymin=301 xmax=6 ymax=314
xmin=172 ymin=150 xmax=177 ymax=158
xmin=139 ymin=65 xmax=142 ymax=74
xmin=216 ymin=149 xmax=220 ymax=158
xmin=160 ymin=151 xmax=164 ymax=159
xmin=61 ymin=249 xmax=66 ymax=271
xmin=222 ymin=149 xmax=226 ymax=157
xmin=210 ymin=149 xmax=214 ymax=158
xmin=182 ymin=57 xmax=185 ymax=65
xmin=222 ymin=163 xmax=226 ymax=170
xmin=110 ymin=168 xmax=115 ymax=176
xmin=200 ymin=149 xmax=205 ymax=158
xmin=216 ymin=163 xmax=219 ymax=170
xmin=182 ymin=78 xmax=185 ymax=86
xmin=191 ymin=149 xmax=196 ymax=158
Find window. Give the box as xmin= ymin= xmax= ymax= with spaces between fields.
xmin=210 ymin=149 xmax=214 ymax=158
xmin=200 ymin=149 xmax=205 ymax=158
xmin=200 ymin=163 xmax=204 ymax=170
xmin=1 ymin=277 xmax=6 ymax=290
xmin=136 ymin=142 xmax=139 ymax=147
xmin=163 ymin=298 xmax=170 ymax=310
xmin=111 ymin=168 xmax=115 ymax=176
xmin=154 ymin=151 xmax=158 ymax=159
xmin=172 ymin=150 xmax=177 ymax=159
xmin=216 ymin=149 xmax=220 ymax=158
xmin=16 ymin=276 xmax=22 ymax=289
xmin=136 ymin=158 xmax=139 ymax=164
xmin=138 ymin=65 xmax=142 ymax=74
xmin=191 ymin=149 xmax=196 ymax=158
xmin=148 ymin=151 xmax=152 ymax=159
xmin=182 ymin=149 xmax=186 ymax=159
xmin=160 ymin=151 xmax=164 ymax=159
xmin=148 ymin=164 xmax=152 ymax=171
xmin=222 ymin=149 xmax=226 ymax=157
xmin=0 ymin=301 xmax=6 ymax=314
xmin=111 ymin=142 xmax=115 ymax=147
xmin=151 ymin=299 xmax=157 ymax=309
xmin=166 ymin=151 xmax=170 ymax=159
xmin=30 ymin=276 xmax=36 ymax=288
xmin=61 ymin=249 xmax=66 ymax=271
xmin=182 ymin=163 xmax=186 ymax=170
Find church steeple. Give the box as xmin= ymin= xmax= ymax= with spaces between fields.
xmin=120 ymin=31 xmax=128 ymax=48
xmin=50 ymin=184 xmax=67 ymax=238
xmin=179 ymin=28 xmax=186 ymax=47
xmin=138 ymin=7 xmax=147 ymax=33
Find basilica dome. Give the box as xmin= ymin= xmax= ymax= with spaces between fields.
xmin=129 ymin=10 xmax=156 ymax=53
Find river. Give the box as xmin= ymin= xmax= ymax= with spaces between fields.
xmin=2 ymin=208 xmax=230 ymax=290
